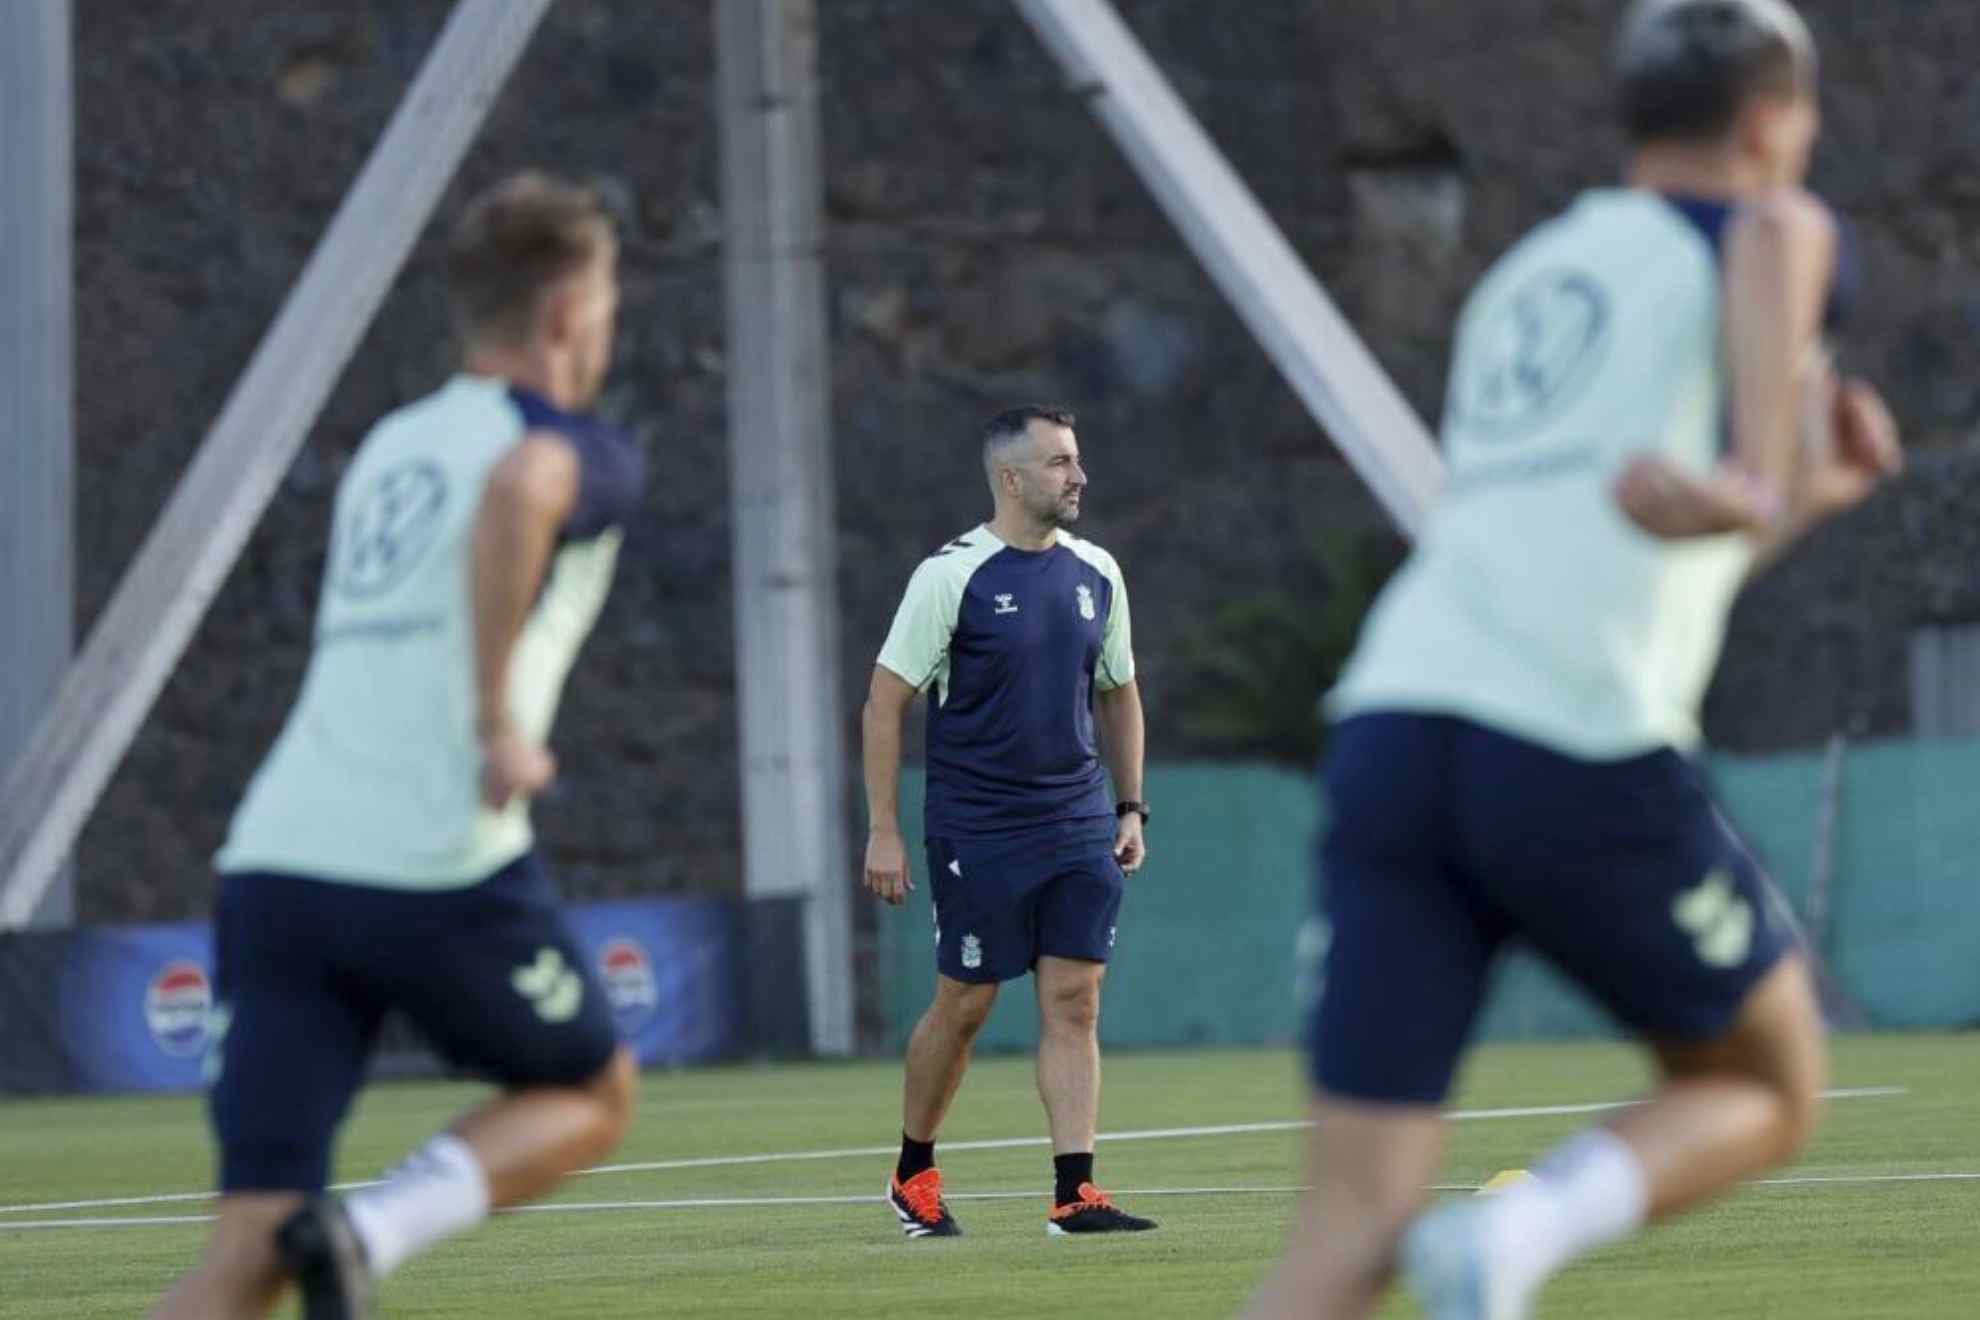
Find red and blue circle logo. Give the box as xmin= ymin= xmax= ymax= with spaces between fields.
xmin=144 ymin=960 xmax=213 ymax=1059
xmin=599 ymin=938 xmax=658 ymax=1034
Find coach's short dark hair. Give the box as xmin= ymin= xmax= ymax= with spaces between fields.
xmin=446 ymin=171 xmax=615 ymax=344
xmin=982 ymin=406 xmax=1075 ymax=462
xmin=1615 ymin=0 xmax=1816 ymax=144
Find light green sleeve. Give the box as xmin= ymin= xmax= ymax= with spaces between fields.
xmin=876 ymin=557 xmax=963 ymax=691
xmin=1097 ymin=553 xmax=1135 ymax=691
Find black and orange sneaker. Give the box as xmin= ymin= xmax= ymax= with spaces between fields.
xmin=1047 ymin=1182 xmax=1158 ymax=1236
xmin=887 ymin=1167 xmax=963 ymax=1238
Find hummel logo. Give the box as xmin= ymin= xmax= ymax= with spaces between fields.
xmin=948 ymin=859 xmax=962 ymax=876
xmin=994 ymin=593 xmax=1018 ymax=615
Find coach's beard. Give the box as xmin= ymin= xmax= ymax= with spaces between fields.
xmin=1050 ymin=491 xmax=1083 ymax=526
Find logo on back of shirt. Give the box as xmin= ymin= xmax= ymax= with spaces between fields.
xmin=994 ymin=593 xmax=1018 ymax=615
xmin=1450 ymin=268 xmax=1610 ymax=439
xmin=1076 ymin=584 xmax=1096 ymax=621
xmin=330 ymin=459 xmax=450 ymax=600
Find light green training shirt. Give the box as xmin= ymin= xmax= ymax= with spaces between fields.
xmin=1330 ymin=189 xmax=1754 ymax=758
xmin=216 ymin=375 xmax=643 ymax=888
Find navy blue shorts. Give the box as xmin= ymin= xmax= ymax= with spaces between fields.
xmin=926 ymin=819 xmax=1125 ymax=984
xmin=1306 ymin=713 xmax=1794 ymax=1105
xmin=208 ymin=852 xmax=619 ymax=1192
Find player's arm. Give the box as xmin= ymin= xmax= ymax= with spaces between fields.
xmin=865 ymin=558 xmax=956 ymax=906
xmin=1095 ymin=678 xmax=1147 ymax=874
xmin=1616 ymin=191 xmax=1898 ymax=549
xmin=862 ymin=664 xmax=919 ymax=906
xmin=1725 ymin=189 xmax=1838 ymax=501
xmin=471 ymin=431 xmax=580 ymax=808
xmin=1093 ymin=561 xmax=1146 ymax=873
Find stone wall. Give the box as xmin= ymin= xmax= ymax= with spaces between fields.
xmin=66 ymin=0 xmax=1980 ymax=919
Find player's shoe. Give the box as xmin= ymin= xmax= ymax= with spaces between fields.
xmin=275 ymin=1196 xmax=373 ymax=1320
xmin=1400 ymin=1200 xmax=1533 ymax=1320
xmin=1046 ymin=1182 xmax=1158 ymax=1236
xmin=887 ymin=1168 xmax=962 ymax=1238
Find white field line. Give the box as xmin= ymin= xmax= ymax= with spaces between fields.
xmin=0 ymin=1086 xmax=1908 ymax=1220
xmin=5 ymin=1167 xmax=1980 ymax=1232
xmin=575 ymin=1086 xmax=1909 ymax=1178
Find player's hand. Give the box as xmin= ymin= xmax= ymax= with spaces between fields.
xmin=864 ymin=829 xmax=911 ymax=906
xmin=480 ymin=728 xmax=557 ymax=808
xmin=1833 ymin=377 xmax=1902 ymax=480
xmin=1795 ymin=377 xmax=1903 ymax=521
xmin=1614 ymin=456 xmax=1778 ymax=539
xmin=1114 ymin=815 xmax=1147 ymax=874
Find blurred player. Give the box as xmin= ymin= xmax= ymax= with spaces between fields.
xmin=151 ymin=171 xmax=644 ymax=1320
xmin=1246 ymin=2 xmax=1901 ymax=1316
xmin=863 ymin=407 xmax=1156 ymax=1238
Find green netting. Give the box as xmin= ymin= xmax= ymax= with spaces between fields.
xmin=875 ymin=739 xmax=1980 ymax=1051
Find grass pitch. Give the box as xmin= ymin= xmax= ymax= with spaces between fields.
xmin=2 ymin=1034 xmax=1977 ymax=1317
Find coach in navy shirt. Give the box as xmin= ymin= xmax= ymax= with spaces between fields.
xmin=863 ymin=407 xmax=1157 ymax=1239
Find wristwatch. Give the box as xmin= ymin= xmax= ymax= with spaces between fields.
xmin=1114 ymin=800 xmax=1150 ymax=823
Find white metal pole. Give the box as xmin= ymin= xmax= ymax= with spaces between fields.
xmin=717 ymin=0 xmax=855 ymax=1054
xmin=0 ymin=0 xmax=558 ymax=927
xmin=0 ymin=0 xmax=75 ymax=926
xmin=1013 ymin=0 xmax=1446 ymax=535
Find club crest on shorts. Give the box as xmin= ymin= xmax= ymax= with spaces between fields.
xmin=145 ymin=960 xmax=214 ymax=1059
xmin=598 ymin=937 xmax=659 ymax=1034
xmin=1672 ymin=869 xmax=1753 ymax=969
xmin=961 ymin=933 xmax=983 ymax=970
xmin=1076 ymin=583 xmax=1096 ymax=620
xmin=512 ymin=947 xmax=585 ymax=1023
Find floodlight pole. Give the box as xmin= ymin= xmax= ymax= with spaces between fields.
xmin=717 ymin=0 xmax=855 ymax=1055
xmin=0 ymin=0 xmax=557 ymax=928
xmin=0 ymin=0 xmax=75 ymax=927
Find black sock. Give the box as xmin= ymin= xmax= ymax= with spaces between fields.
xmin=1054 ymin=1152 xmax=1095 ymax=1206
xmin=897 ymin=1133 xmax=935 ymax=1183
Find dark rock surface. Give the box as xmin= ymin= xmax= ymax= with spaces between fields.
xmin=65 ymin=0 xmax=1980 ymax=919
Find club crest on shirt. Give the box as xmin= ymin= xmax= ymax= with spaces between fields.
xmin=994 ymin=593 xmax=1018 ymax=615
xmin=1076 ymin=583 xmax=1096 ymax=621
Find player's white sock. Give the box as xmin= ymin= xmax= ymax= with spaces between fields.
xmin=344 ymin=1132 xmax=492 ymax=1279
xmin=1484 ymin=1127 xmax=1649 ymax=1294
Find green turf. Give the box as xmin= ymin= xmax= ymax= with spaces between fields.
xmin=2 ymin=1035 xmax=1977 ymax=1317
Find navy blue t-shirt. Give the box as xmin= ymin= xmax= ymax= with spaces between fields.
xmin=877 ymin=526 xmax=1135 ymax=838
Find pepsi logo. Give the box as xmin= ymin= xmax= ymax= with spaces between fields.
xmin=598 ymin=938 xmax=658 ymax=1033
xmin=145 ymin=960 xmax=214 ymax=1059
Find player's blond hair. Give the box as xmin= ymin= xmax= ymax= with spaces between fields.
xmin=446 ymin=171 xmax=615 ymax=346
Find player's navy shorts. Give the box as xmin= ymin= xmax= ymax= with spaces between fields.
xmin=926 ymin=817 xmax=1125 ymax=984
xmin=208 ymin=851 xmax=620 ymax=1192
xmin=1306 ymin=712 xmax=1795 ymax=1105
